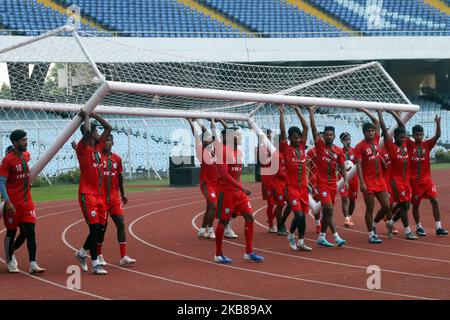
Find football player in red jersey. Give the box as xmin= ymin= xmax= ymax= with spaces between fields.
xmin=339 ymin=132 xmax=358 ymax=228
xmin=188 ymin=118 xmax=218 ymax=240
xmin=390 ymin=112 xmax=447 ymax=237
xmin=354 ymin=108 xmax=390 ymax=244
xmin=213 ymin=125 xmax=263 ymax=263
xmin=378 ymin=111 xmax=417 ymax=240
xmin=74 ymin=110 xmax=111 ymax=275
xmin=259 ymin=128 xmax=278 ymax=233
xmin=0 ymin=130 xmax=45 ymax=274
xmin=309 ymin=107 xmax=348 ymax=248
xmin=279 ymin=104 xmax=312 ymax=252
xmin=96 ymin=135 xmax=136 ymax=266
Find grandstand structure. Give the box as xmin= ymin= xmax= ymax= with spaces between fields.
xmin=0 ymin=0 xmax=448 ymax=37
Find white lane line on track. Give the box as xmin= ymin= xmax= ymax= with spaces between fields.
xmin=222 ymin=207 xmax=450 ymax=283
xmin=0 ymin=192 xmax=203 ymax=301
xmin=61 ymin=216 xmax=266 ymax=300
xmin=128 ymin=201 xmax=433 ymax=300
xmin=252 ymin=204 xmax=450 ymax=264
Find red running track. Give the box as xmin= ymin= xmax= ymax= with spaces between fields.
xmin=1 ymin=169 xmax=450 ymax=300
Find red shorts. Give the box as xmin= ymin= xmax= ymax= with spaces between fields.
xmin=200 ymin=181 xmax=218 ymax=205
xmin=318 ymin=185 xmax=337 ymax=206
xmin=271 ymin=183 xmax=287 ymax=206
xmin=410 ymin=179 xmax=437 ymax=206
xmin=217 ymin=190 xmax=252 ymax=221
xmin=390 ymin=178 xmax=412 ymax=203
xmin=363 ymin=178 xmax=387 ymax=197
xmin=100 ymin=197 xmax=124 ymax=219
xmin=79 ymin=193 xmax=106 ymax=225
xmin=2 ymin=202 xmax=36 ymax=230
xmin=266 ymin=189 xmax=276 ymax=206
xmin=287 ymin=185 xmax=309 ymax=213
xmin=340 ymin=177 xmax=358 ymax=200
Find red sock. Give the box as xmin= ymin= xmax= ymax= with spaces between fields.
xmin=119 ymin=242 xmax=127 ymax=258
xmin=97 ymin=243 xmax=103 ymax=256
xmin=215 ymin=223 xmax=225 ymax=256
xmin=244 ymin=221 xmax=254 ymax=254
xmin=266 ymin=203 xmax=274 ymax=227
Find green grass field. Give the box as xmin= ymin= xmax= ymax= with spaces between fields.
xmin=30 ymin=165 xmax=450 ymax=203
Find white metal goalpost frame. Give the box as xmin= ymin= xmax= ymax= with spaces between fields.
xmin=0 ymin=25 xmax=420 ymax=187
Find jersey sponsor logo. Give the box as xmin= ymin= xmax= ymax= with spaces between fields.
xmin=8 ymin=218 xmax=13 ymax=224
xmin=340 ymin=188 xmax=345 ymax=193
xmin=210 ymin=192 xmax=216 ymax=198
xmin=278 ymin=195 xmax=283 ymax=201
xmin=292 ymin=199 xmax=298 ymax=206
xmin=401 ymin=191 xmax=405 ymax=196
xmin=90 ymin=210 xmax=97 ymax=217
xmin=322 ymin=191 xmax=328 ymax=197
xmin=247 ymin=202 xmax=251 ymax=208
xmin=225 ymin=208 xmax=230 ymax=215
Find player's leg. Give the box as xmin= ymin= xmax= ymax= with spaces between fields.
xmin=110 ymin=213 xmax=136 ymax=265
xmin=278 ymin=203 xmax=291 ymax=235
xmin=4 ymin=228 xmax=18 ymax=272
xmin=76 ymin=193 xmax=105 ymax=274
xmin=20 ymin=222 xmax=46 ymax=273
xmin=341 ymin=195 xmax=351 ymax=227
xmin=14 ymin=223 xmax=27 ymax=250
xmin=97 ymin=220 xmax=108 ymax=265
xmin=214 ymin=192 xmax=232 ymax=263
xmin=430 ymin=197 xmax=448 ymax=236
xmin=197 ymin=202 xmax=209 ymax=238
xmin=373 ymin=191 xmax=390 ymax=228
xmin=364 ymin=193 xmax=383 ymax=243
xmin=240 ymin=212 xmax=264 ymax=262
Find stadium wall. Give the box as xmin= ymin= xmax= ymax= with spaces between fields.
xmin=0 ymin=35 xmax=449 ymax=62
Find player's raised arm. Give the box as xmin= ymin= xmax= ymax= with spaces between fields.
xmin=91 ymin=112 xmax=112 ymax=141
xmin=359 ymin=108 xmax=380 ymax=136
xmin=218 ymin=119 xmax=229 ymax=130
xmin=307 ymin=106 xmax=319 ymax=143
xmin=77 ymin=109 xmax=92 ymax=143
xmin=293 ymin=105 xmax=309 ymax=144
xmin=377 ymin=110 xmax=389 ymax=144
xmin=278 ymin=104 xmax=286 ymax=141
xmin=387 ymin=110 xmax=405 ymax=130
xmin=433 ymin=114 xmax=441 ymax=142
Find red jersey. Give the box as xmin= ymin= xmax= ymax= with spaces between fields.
xmin=196 ymin=144 xmax=217 ymax=185
xmin=380 ymin=147 xmax=391 ymax=184
xmin=270 ymin=150 xmax=286 ymax=189
xmin=259 ymin=143 xmax=273 ymax=187
xmin=77 ymin=137 xmax=106 ymax=195
xmin=306 ymin=147 xmax=317 ymax=186
xmin=406 ymin=138 xmax=436 ymax=182
xmin=354 ymin=134 xmax=384 ymax=183
xmin=280 ymin=140 xmax=307 ymax=187
xmin=385 ymin=139 xmax=410 ymax=182
xmin=101 ymin=152 xmax=123 ymax=203
xmin=314 ymin=138 xmax=345 ymax=188
xmin=0 ymin=151 xmax=32 ymax=206
xmin=216 ymin=144 xmax=243 ymax=192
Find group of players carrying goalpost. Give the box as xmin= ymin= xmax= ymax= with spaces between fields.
xmin=1 ymin=105 xmax=446 ymax=273
xmin=189 ymin=104 xmax=447 ymax=263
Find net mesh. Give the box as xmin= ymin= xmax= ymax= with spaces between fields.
xmin=0 ymin=28 xmax=411 ymax=120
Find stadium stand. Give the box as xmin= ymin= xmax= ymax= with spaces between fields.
xmin=199 ymin=0 xmax=342 ymax=37
xmin=306 ymin=0 xmax=450 ymax=35
xmin=0 ymin=0 xmax=448 ymax=37
xmin=0 ymin=0 xmax=96 ymax=36
xmin=53 ymin=0 xmax=243 ymax=37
